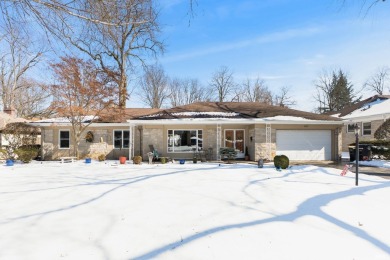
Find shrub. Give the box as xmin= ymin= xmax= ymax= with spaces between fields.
xmin=98 ymin=154 xmax=106 ymax=161
xmin=133 ymin=155 xmax=142 ymax=164
xmin=15 ymin=147 xmax=39 ymax=163
xmin=274 ymin=155 xmax=289 ymax=169
xmin=374 ymin=118 xmax=390 ymax=140
xmin=220 ymin=147 xmax=237 ymax=163
xmin=349 ymin=140 xmax=390 ymax=160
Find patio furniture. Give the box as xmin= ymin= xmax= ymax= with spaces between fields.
xmin=59 ymin=156 xmax=77 ymax=163
xmin=149 ymin=145 xmax=160 ymax=161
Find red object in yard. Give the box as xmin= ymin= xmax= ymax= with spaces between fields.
xmin=340 ymin=164 xmax=351 ymax=176
xmin=119 ymin=156 xmax=127 ymax=164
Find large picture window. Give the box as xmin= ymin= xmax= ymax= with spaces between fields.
xmin=114 ymin=130 xmax=130 ymax=149
xmin=168 ymin=130 xmax=203 ymax=153
xmin=59 ymin=130 xmax=70 ymax=149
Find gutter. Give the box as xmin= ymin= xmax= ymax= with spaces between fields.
xmin=127 ymin=118 xmax=343 ymax=126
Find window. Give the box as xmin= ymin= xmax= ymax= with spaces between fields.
xmin=224 ymin=129 xmax=245 ymax=153
xmin=59 ymin=130 xmax=70 ymax=149
xmin=347 ymin=124 xmax=356 ymax=133
xmin=168 ymin=130 xmax=203 ymax=153
xmin=362 ymin=122 xmax=371 ymax=136
xmin=114 ymin=130 xmax=130 ymax=149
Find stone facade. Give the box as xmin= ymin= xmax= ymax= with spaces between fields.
xmin=37 ymin=122 xmax=342 ymax=162
xmin=142 ymin=126 xmax=164 ymax=160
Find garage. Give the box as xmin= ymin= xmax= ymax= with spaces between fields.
xmin=276 ymin=130 xmax=332 ymax=161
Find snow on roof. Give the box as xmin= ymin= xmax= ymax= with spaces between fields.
xmin=141 ymin=111 xmax=240 ymax=118
xmin=342 ymin=98 xmax=390 ymax=119
xmin=35 ymin=115 xmax=96 ymax=123
xmin=262 ymin=116 xmax=314 ymax=121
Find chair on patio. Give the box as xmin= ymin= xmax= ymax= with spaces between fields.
xmin=149 ymin=145 xmax=160 ymax=162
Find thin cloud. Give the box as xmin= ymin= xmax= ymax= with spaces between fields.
xmin=162 ymin=26 xmax=322 ymax=63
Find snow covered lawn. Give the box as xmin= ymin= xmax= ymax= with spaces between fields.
xmin=1 ymin=161 xmax=389 ymax=260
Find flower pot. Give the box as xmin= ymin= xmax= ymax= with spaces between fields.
xmin=179 ymin=159 xmax=185 ymax=164
xmin=119 ymin=156 xmax=127 ymax=164
xmin=85 ymin=158 xmax=92 ymax=164
xmin=6 ymin=159 xmax=14 ymax=166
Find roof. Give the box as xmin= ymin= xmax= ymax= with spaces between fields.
xmin=86 ymin=108 xmax=163 ymax=123
xmin=33 ymin=108 xmax=162 ymax=124
xmin=134 ymin=102 xmax=341 ymax=121
xmin=0 ymin=112 xmax=29 ymax=129
xmin=31 ymin=103 xmax=342 ymax=126
xmin=333 ymin=95 xmax=390 ymax=120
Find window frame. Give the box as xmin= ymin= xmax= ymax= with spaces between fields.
xmin=362 ymin=122 xmax=372 ymax=136
xmin=59 ymin=130 xmax=70 ymax=149
xmin=224 ymin=129 xmax=245 ymax=153
xmin=113 ymin=130 xmax=130 ymax=149
xmin=167 ymin=129 xmax=203 ymax=153
xmin=346 ymin=124 xmax=356 ymax=133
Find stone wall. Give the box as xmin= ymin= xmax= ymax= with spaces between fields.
xmin=253 ymin=126 xmax=276 ymax=161
xmin=142 ymin=127 xmax=163 ymax=160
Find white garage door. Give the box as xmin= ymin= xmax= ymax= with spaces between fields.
xmin=276 ymin=130 xmax=332 ymax=161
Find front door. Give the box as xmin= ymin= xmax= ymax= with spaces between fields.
xmin=224 ymin=129 xmax=245 ymax=158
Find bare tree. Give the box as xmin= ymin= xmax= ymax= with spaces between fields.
xmin=364 ymin=66 xmax=390 ymax=95
xmin=168 ymin=78 xmax=205 ymax=106
xmin=1 ymin=1 xmax=163 ymax=109
xmin=139 ymin=64 xmax=169 ymax=108
xmin=273 ymin=86 xmax=297 ymax=107
xmin=0 ymin=14 xmax=43 ymax=114
xmin=0 ymin=1 xmax=144 ymax=28
xmin=209 ymin=66 xmax=236 ymax=102
xmin=13 ymin=78 xmax=51 ymax=118
xmin=240 ymin=77 xmax=273 ymax=104
xmin=65 ymin=1 xmax=163 ymax=108
xmin=49 ymin=56 xmax=118 ymax=158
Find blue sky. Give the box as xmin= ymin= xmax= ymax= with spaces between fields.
xmin=134 ymin=0 xmax=390 ymax=111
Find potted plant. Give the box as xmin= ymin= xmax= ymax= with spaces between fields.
xmin=1 ymin=148 xmax=15 ymax=166
xmin=98 ymin=154 xmax=106 ymax=161
xmin=160 ymin=157 xmax=166 ymax=164
xmin=133 ymin=155 xmax=142 ymax=164
xmin=119 ymin=156 xmax=127 ymax=164
xmin=245 ymin=146 xmax=250 ymax=161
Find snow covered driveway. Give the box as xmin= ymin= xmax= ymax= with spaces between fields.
xmin=1 ymin=162 xmax=389 ymax=259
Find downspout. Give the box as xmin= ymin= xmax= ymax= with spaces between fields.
xmin=129 ymin=124 xmax=132 ymax=160
xmin=138 ymin=126 xmax=143 ymax=158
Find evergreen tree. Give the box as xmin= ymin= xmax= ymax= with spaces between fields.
xmin=315 ymin=69 xmax=361 ymax=113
